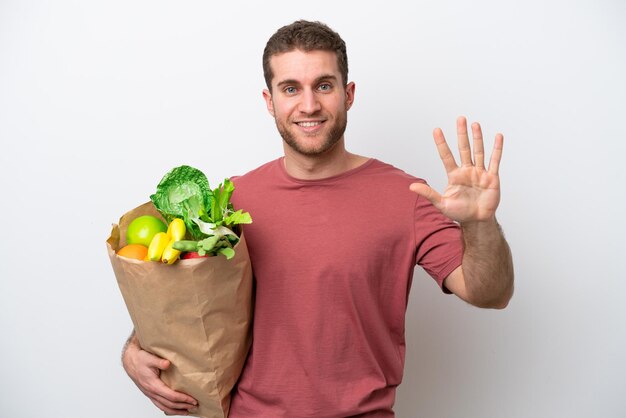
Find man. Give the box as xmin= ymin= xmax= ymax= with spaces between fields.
xmin=122 ymin=20 xmax=514 ymax=417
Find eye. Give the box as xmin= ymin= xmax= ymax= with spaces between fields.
xmin=318 ymin=83 xmax=332 ymax=91
xmin=284 ymin=86 xmax=297 ymax=95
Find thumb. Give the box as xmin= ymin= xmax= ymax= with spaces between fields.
xmin=157 ymin=358 xmax=171 ymax=371
xmin=142 ymin=351 xmax=171 ymax=371
xmin=409 ymin=182 xmax=442 ymax=208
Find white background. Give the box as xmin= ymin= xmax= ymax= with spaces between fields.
xmin=1 ymin=1 xmax=625 ymax=417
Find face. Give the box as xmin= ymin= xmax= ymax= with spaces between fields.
xmin=263 ymin=49 xmax=355 ymax=157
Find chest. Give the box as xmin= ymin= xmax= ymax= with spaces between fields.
xmin=241 ymin=184 xmax=414 ymax=280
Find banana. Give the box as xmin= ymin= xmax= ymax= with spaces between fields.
xmin=167 ymin=218 xmax=186 ymax=241
xmin=161 ymin=240 xmax=181 ymax=265
xmin=160 ymin=219 xmax=186 ymax=264
xmin=147 ymin=232 xmax=170 ymax=262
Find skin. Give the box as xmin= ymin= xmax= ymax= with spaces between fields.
xmin=262 ymin=49 xmax=368 ymax=179
xmin=122 ymin=48 xmax=514 ymax=414
xmin=410 ymin=117 xmax=514 ymax=308
xmin=122 ymin=331 xmax=197 ymax=415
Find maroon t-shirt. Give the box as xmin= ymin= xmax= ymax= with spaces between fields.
xmin=229 ymin=158 xmax=462 ymax=417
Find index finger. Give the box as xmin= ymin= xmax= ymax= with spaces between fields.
xmin=433 ymin=127 xmax=458 ymax=173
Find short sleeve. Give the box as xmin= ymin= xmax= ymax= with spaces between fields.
xmin=413 ymin=190 xmax=463 ymax=291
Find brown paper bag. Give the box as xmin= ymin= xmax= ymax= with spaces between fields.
xmin=106 ymin=202 xmax=253 ymax=418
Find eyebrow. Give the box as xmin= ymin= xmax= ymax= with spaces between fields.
xmin=275 ymin=74 xmax=339 ymax=89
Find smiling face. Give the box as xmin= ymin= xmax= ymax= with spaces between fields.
xmin=263 ymin=49 xmax=355 ymax=157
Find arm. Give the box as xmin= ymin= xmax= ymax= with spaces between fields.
xmin=444 ymin=219 xmax=513 ymax=308
xmin=122 ymin=330 xmax=198 ymax=415
xmin=411 ymin=116 xmax=514 ymax=309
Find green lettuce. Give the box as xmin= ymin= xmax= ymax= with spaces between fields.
xmin=150 ymin=165 xmax=252 ymax=257
xmin=150 ymin=165 xmax=213 ymax=240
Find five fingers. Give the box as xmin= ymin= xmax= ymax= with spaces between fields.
xmin=434 ymin=116 xmax=503 ymax=174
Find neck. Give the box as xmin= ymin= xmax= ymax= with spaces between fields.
xmin=282 ymin=139 xmax=368 ymax=180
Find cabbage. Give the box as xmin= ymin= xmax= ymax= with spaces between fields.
xmin=150 ymin=165 xmax=213 ymax=240
xmin=150 ymin=165 xmax=252 ymax=247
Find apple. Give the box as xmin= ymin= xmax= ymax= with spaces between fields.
xmin=181 ymin=251 xmax=209 ymax=260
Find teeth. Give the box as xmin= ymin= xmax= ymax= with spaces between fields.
xmin=298 ymin=121 xmax=321 ymax=127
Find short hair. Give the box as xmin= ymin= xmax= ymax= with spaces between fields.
xmin=263 ymin=20 xmax=348 ymax=90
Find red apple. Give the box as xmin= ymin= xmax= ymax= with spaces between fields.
xmin=181 ymin=251 xmax=209 ymax=260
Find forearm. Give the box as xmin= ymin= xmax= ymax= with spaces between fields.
xmin=460 ymin=218 xmax=514 ymax=308
xmin=121 ymin=329 xmax=139 ymax=366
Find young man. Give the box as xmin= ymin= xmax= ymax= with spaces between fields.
xmin=122 ymin=20 xmax=514 ymax=417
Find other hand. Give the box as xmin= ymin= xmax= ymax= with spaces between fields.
xmin=410 ymin=116 xmax=503 ymax=224
xmin=122 ymin=337 xmax=198 ymax=416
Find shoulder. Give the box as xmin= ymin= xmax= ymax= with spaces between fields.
xmin=230 ymin=159 xmax=282 ymax=207
xmin=231 ymin=159 xmax=282 ymax=188
xmin=366 ymin=159 xmax=423 ymax=179
xmin=362 ymin=159 xmax=428 ymax=189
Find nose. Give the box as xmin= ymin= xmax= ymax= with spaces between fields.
xmin=298 ymin=88 xmax=321 ymax=114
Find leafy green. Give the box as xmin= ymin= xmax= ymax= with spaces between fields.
xmin=150 ymin=165 xmax=252 ymax=259
xmin=150 ymin=165 xmax=213 ymax=240
xmin=209 ymin=179 xmax=236 ymax=224
xmin=193 ymin=218 xmax=238 ymax=238
xmin=218 ymin=248 xmax=235 ymax=260
xmin=224 ymin=209 xmax=252 ymax=226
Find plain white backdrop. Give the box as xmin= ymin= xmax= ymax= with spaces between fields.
xmin=1 ymin=1 xmax=625 ymax=417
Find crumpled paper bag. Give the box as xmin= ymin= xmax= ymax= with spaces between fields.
xmin=106 ymin=202 xmax=253 ymax=418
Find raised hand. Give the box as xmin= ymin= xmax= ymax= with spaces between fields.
xmin=410 ymin=116 xmax=503 ymax=224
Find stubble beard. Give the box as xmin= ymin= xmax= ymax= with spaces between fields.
xmin=276 ymin=111 xmax=348 ymax=157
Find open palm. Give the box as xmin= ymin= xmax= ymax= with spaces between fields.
xmin=410 ymin=116 xmax=503 ymax=223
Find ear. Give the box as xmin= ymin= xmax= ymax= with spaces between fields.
xmin=263 ymin=89 xmax=275 ymax=117
xmin=344 ymin=82 xmax=355 ymax=111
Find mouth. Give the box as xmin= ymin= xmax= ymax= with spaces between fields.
xmin=296 ymin=120 xmax=324 ymax=128
xmin=294 ymin=120 xmax=326 ymax=135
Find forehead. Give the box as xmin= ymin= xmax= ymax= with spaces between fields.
xmin=269 ymin=49 xmax=340 ymax=86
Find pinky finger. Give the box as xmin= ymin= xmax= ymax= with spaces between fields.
xmin=488 ymin=133 xmax=504 ymax=174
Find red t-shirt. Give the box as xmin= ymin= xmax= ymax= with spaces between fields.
xmin=229 ymin=158 xmax=462 ymax=417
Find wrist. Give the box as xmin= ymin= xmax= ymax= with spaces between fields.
xmin=460 ymin=217 xmax=504 ymax=251
xmin=460 ymin=216 xmax=498 ymax=232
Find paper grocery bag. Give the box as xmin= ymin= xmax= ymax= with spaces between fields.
xmin=106 ymin=202 xmax=253 ymax=418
